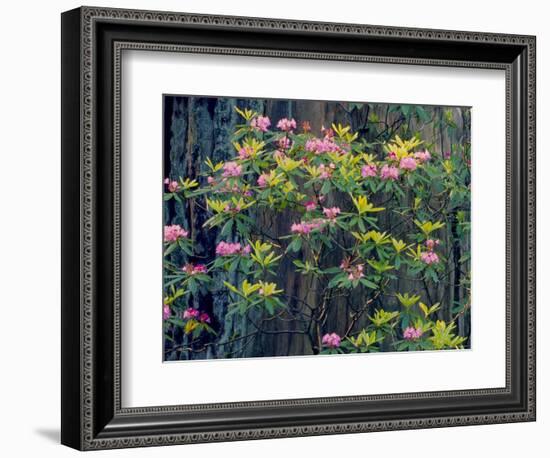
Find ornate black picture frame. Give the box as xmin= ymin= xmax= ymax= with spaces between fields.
xmin=61 ymin=6 xmax=536 ymax=450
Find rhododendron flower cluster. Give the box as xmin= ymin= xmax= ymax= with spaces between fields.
xmin=322 ymin=207 xmax=341 ymax=220
xmin=305 ymin=137 xmax=341 ymax=155
xmin=322 ymin=333 xmax=341 ymax=348
xmin=250 ymin=115 xmax=271 ymax=132
xmin=182 ymin=263 xmax=208 ymax=275
xmin=318 ymin=163 xmax=335 ymax=179
xmin=361 ymin=164 xmax=377 ymax=177
xmin=421 ymin=239 xmax=440 ymax=264
xmin=164 ymin=224 xmax=189 ymax=242
xmin=399 ymin=156 xmax=417 ymax=171
xmin=386 ymin=151 xmax=398 ymax=161
xmin=321 ymin=125 xmax=334 ymax=138
xmin=199 ymin=312 xmax=211 ymax=323
xmin=256 ymin=173 xmax=269 ymax=188
xmin=276 ymin=117 xmax=297 ymax=132
xmin=414 ymin=150 xmax=431 ymax=162
xmin=238 ymin=145 xmax=254 ymax=160
xmin=277 ymin=136 xmax=292 ymax=150
xmin=304 ymin=201 xmax=317 ymax=212
xmin=340 ymin=259 xmax=365 ymax=281
xmin=222 ymin=161 xmax=242 ymax=178
xmin=215 ymin=241 xmax=251 ymax=257
xmin=291 ymin=219 xmax=325 ymax=235
xmin=380 ymin=164 xmax=400 ymax=180
xmin=403 ymin=326 xmax=423 ymax=340
xmin=420 ymin=251 xmax=440 ymax=265
xmin=183 ymin=307 xmax=199 ymax=319
xmin=164 ymin=178 xmax=180 ymax=192
xmin=182 ymin=308 xmax=211 ymax=323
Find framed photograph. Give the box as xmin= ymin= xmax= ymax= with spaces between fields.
xmin=61 ymin=6 xmax=536 ymax=450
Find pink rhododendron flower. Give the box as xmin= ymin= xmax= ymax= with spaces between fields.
xmin=305 ymin=138 xmax=320 ymax=153
xmin=215 ymin=241 xmax=241 ymax=256
xmin=304 ymin=201 xmax=317 ymax=212
xmin=443 ymin=150 xmax=451 ymax=159
xmin=347 ymin=264 xmax=364 ymax=281
xmin=164 ymin=178 xmax=180 ymax=192
xmin=250 ymin=115 xmax=271 ymax=132
xmin=425 ymin=239 xmax=440 ymax=250
xmin=207 ymin=176 xmax=215 ymax=185
xmin=420 ymin=251 xmax=440 ymax=265
xmin=257 ymin=173 xmax=269 ymax=188
xmin=278 ymin=136 xmax=292 ymax=150
xmin=339 ymin=258 xmax=364 ymax=280
xmin=199 ymin=312 xmax=211 ymax=323
xmin=305 ymin=137 xmax=341 ymax=155
xmin=194 ymin=264 xmax=207 ymax=274
xmin=380 ymin=164 xmax=400 ymax=180
xmin=223 ymin=202 xmax=242 ymax=214
xmin=183 ymin=308 xmax=200 ymax=320
xmin=164 ymin=224 xmax=189 ymax=242
xmin=238 ymin=146 xmax=254 ymax=160
xmin=276 ymin=117 xmax=297 ymax=132
xmin=322 ymin=332 xmax=341 ymax=348
xmin=386 ymin=151 xmax=398 ymax=161
xmin=291 ymin=223 xmax=307 ymax=234
xmin=215 ymin=241 xmax=250 ymax=257
xmin=403 ymin=326 xmax=423 ymax=340
xmin=318 ymin=163 xmax=335 ymax=179
xmin=182 ymin=263 xmax=208 ymax=275
xmin=163 ymin=303 xmax=171 ymax=320
xmin=222 ymin=161 xmax=242 ymax=178
xmin=290 ymin=219 xmax=324 ymax=235
xmin=399 ymin=156 xmax=417 ymax=171
xmin=321 ymin=125 xmax=334 ymax=138
xmin=361 ymin=164 xmax=377 ymax=177
xmin=322 ymin=207 xmax=341 ymax=220
xmin=414 ymin=150 xmax=431 ymax=162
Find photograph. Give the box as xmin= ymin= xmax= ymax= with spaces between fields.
xmin=162 ymin=95 xmax=472 ymax=361
xmin=47 ymin=2 xmax=538 ymax=452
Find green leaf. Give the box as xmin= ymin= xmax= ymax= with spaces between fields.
xmin=163 ymin=243 xmax=179 ymax=257
xmin=323 ymin=266 xmax=342 ymax=274
xmin=359 ymin=278 xmax=378 ymax=289
xmin=220 ymin=219 xmax=234 ymax=237
xmin=287 ymin=238 xmax=302 ymax=253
